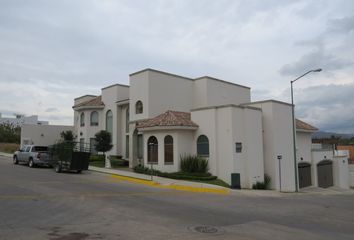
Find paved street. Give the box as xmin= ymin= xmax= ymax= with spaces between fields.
xmin=1 ymin=155 xmax=354 ymax=240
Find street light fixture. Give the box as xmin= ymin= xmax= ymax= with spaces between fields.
xmin=291 ymin=68 xmax=322 ymax=192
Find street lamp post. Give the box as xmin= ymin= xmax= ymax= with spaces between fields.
xmin=291 ymin=68 xmax=322 ymax=192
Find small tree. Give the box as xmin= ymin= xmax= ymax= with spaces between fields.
xmin=94 ymin=130 xmax=113 ymax=168
xmin=60 ymin=130 xmax=74 ymax=142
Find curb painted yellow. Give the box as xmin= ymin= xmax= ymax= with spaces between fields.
xmin=109 ymin=174 xmax=230 ymax=195
xmin=110 ymin=174 xmax=159 ymax=187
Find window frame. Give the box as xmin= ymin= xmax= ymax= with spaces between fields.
xmin=80 ymin=112 xmax=85 ymax=127
xmin=197 ymin=135 xmax=210 ymax=157
xmin=147 ymin=136 xmax=158 ymax=164
xmin=135 ymin=100 xmax=143 ymax=114
xmin=90 ymin=111 xmax=99 ymax=126
xmin=164 ymin=135 xmax=174 ymax=164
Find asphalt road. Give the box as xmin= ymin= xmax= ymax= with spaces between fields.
xmin=1 ymin=155 xmax=354 ymax=240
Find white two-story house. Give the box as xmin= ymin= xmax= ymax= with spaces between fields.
xmin=73 ymin=68 xmax=349 ymax=191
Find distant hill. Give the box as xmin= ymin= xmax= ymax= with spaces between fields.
xmin=312 ymin=131 xmax=354 ymax=139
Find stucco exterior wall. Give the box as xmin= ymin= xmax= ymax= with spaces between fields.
xmin=191 ymin=105 xmax=263 ymax=188
xmin=75 ymin=109 xmax=102 ymax=144
xmin=148 ymin=71 xmax=194 ymax=118
xmin=21 ymin=124 xmax=74 ymax=147
xmin=246 ymin=101 xmax=295 ymax=192
xmin=101 ymin=85 xmax=129 ymax=156
xmin=242 ymin=108 xmax=265 ymax=188
xmin=296 ymin=131 xmax=313 ymax=164
xmin=142 ymin=130 xmax=194 ymax=173
xmin=205 ymin=78 xmax=250 ymax=106
xmin=349 ymin=165 xmax=354 ymax=187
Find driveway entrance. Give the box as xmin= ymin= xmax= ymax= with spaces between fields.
xmin=298 ymin=162 xmax=311 ymax=188
xmin=317 ymin=160 xmax=333 ymax=188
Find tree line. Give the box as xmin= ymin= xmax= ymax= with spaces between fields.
xmin=0 ymin=123 xmax=21 ymax=143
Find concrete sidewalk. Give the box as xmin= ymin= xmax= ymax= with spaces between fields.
xmin=0 ymin=152 xmax=13 ymax=158
xmin=89 ymin=166 xmax=231 ymax=195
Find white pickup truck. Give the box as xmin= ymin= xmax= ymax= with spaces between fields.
xmin=13 ymin=145 xmax=51 ymax=167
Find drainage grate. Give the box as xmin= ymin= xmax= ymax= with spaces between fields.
xmin=189 ymin=225 xmax=225 ymax=235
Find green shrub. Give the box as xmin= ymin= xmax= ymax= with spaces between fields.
xmin=133 ymin=164 xmax=217 ymax=181
xmin=264 ymin=174 xmax=271 ymax=189
xmin=252 ymin=174 xmax=271 ymax=190
xmin=158 ymin=172 xmax=217 ymax=181
xmin=180 ymin=154 xmax=209 ymax=173
xmin=89 ymin=154 xmax=105 ymax=162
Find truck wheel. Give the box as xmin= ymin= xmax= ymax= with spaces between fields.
xmin=76 ymin=170 xmax=82 ymax=174
xmin=55 ymin=164 xmax=62 ymax=173
xmin=28 ymin=159 xmax=35 ymax=168
xmin=13 ymin=156 xmax=18 ymax=165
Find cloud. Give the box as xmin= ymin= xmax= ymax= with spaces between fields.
xmin=292 ymin=83 xmax=354 ymax=133
xmin=280 ymin=15 xmax=354 ymax=77
xmin=279 ymin=48 xmax=353 ymax=76
xmin=0 ymin=0 xmax=353 ymax=133
xmin=45 ymin=107 xmax=59 ymax=113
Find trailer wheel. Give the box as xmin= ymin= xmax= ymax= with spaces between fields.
xmin=55 ymin=164 xmax=62 ymax=173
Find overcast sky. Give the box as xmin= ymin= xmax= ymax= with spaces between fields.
xmin=0 ymin=0 xmax=353 ymax=133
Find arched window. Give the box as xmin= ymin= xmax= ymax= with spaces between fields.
xmin=135 ymin=100 xmax=143 ymax=114
xmin=126 ymin=107 xmax=129 ymax=133
xmin=80 ymin=112 xmax=85 ymax=127
xmin=106 ymin=110 xmax=113 ymax=138
xmin=90 ymin=111 xmax=99 ymax=126
xmin=197 ymin=135 xmax=209 ymax=157
xmin=164 ymin=135 xmax=173 ymax=164
xmin=147 ymin=136 xmax=158 ymax=163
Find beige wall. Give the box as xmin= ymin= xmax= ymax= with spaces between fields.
xmin=246 ymin=101 xmax=295 ymax=192
xmin=193 ymin=78 xmax=251 ymax=109
xmin=130 ymin=70 xmax=194 ymax=122
xmin=296 ymin=132 xmax=312 ymax=163
xmin=21 ymin=124 xmax=74 ymax=147
xmin=142 ymin=130 xmax=195 ymax=173
xmin=191 ymin=105 xmax=263 ymax=188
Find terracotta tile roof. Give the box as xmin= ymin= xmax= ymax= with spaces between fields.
xmin=136 ymin=110 xmax=198 ymax=129
xmin=74 ymin=96 xmax=104 ymax=108
xmin=296 ymin=119 xmax=318 ymax=132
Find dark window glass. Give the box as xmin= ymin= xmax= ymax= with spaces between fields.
xmin=80 ymin=112 xmax=85 ymax=126
xmin=197 ymin=135 xmax=209 ymax=157
xmin=135 ymin=101 xmax=143 ymax=114
xmin=90 ymin=111 xmax=99 ymax=126
xmin=164 ymin=135 xmax=173 ymax=164
xmin=147 ymin=136 xmax=158 ymax=163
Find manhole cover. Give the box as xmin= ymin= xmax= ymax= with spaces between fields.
xmin=195 ymin=226 xmax=218 ymax=233
xmin=189 ymin=225 xmax=225 ymax=235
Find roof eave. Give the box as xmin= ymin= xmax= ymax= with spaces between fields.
xmin=137 ymin=126 xmax=198 ymax=131
xmin=73 ymin=105 xmax=105 ymax=111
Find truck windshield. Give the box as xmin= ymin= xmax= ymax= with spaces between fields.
xmin=33 ymin=146 xmax=48 ymax=152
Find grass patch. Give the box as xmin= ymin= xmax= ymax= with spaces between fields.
xmin=190 ymin=178 xmax=231 ymax=188
xmin=0 ymin=143 xmax=19 ymax=154
xmin=133 ymin=164 xmax=230 ymax=188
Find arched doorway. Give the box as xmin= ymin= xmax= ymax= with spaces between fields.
xmin=317 ymin=160 xmax=333 ymax=188
xmin=298 ymin=162 xmax=311 ymax=188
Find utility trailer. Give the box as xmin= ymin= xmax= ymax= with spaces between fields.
xmin=48 ymin=142 xmax=91 ymax=173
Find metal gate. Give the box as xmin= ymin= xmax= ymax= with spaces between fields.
xmin=298 ymin=162 xmax=311 ymax=188
xmin=317 ymin=160 xmax=333 ymax=188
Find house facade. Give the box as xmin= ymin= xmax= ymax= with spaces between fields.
xmin=73 ymin=68 xmax=349 ymax=191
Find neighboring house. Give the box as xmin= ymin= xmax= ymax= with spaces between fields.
xmin=21 ymin=124 xmax=74 ymax=147
xmin=73 ymin=68 xmax=349 ymax=191
xmin=337 ymin=145 xmax=354 ymax=164
xmin=0 ymin=113 xmax=48 ymax=126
